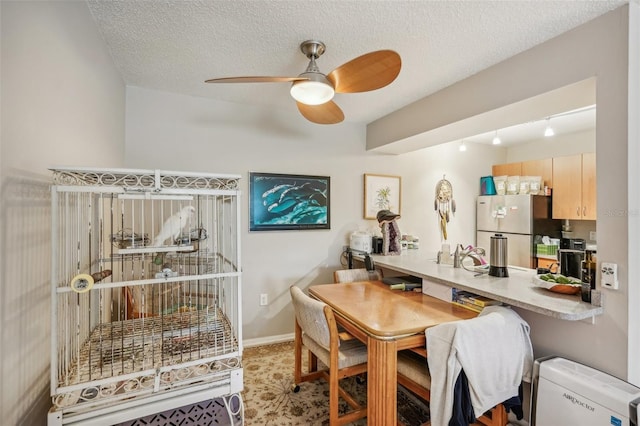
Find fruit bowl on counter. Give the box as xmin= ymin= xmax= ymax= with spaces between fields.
xmin=533 ymin=273 xmax=582 ymax=295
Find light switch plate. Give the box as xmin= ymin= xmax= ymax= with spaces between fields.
xmin=601 ymin=262 xmax=618 ymax=290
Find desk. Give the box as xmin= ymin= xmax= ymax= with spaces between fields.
xmin=308 ymin=280 xmax=476 ymax=426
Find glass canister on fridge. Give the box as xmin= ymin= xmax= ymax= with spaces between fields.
xmin=581 ymin=249 xmax=597 ymax=302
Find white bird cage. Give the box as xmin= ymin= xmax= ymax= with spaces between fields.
xmin=48 ymin=167 xmax=243 ymax=425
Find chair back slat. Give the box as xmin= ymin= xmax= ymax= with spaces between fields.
xmin=333 ymin=268 xmax=381 ymax=283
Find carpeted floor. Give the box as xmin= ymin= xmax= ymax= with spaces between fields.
xmin=242 ymin=340 xmax=430 ymax=426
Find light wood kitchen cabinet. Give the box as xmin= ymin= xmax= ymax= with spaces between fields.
xmin=552 ymin=153 xmax=596 ymax=220
xmin=522 ymin=158 xmax=553 ymax=188
xmin=492 ymin=162 xmax=522 ymax=177
xmin=581 ymin=152 xmax=597 ymax=219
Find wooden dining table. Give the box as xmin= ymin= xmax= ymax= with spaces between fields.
xmin=308 ymin=280 xmax=477 ymax=426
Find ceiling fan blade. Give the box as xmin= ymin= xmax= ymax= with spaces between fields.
xmin=327 ymin=50 xmax=401 ymax=93
xmin=205 ymin=76 xmax=307 ymax=83
xmin=297 ymin=101 xmax=345 ymax=125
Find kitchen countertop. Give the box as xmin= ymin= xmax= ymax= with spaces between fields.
xmin=355 ymin=250 xmax=603 ymax=321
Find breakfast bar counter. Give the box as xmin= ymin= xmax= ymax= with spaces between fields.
xmin=357 ymin=250 xmax=603 ymax=321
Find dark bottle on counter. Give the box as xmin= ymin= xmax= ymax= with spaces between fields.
xmin=580 ymin=249 xmax=597 ymax=302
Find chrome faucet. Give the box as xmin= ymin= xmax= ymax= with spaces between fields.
xmin=438 ymin=244 xmax=487 ymax=267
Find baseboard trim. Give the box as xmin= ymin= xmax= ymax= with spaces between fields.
xmin=243 ymin=333 xmax=294 ymax=348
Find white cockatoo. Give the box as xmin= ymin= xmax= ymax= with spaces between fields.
xmin=153 ymin=205 xmax=196 ymax=246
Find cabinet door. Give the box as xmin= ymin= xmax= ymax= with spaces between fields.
xmin=492 ymin=162 xmax=522 ymax=177
xmin=552 ymin=154 xmax=582 ymax=219
xmin=522 ymin=158 xmax=553 ymax=188
xmin=581 ymin=152 xmax=596 ymax=220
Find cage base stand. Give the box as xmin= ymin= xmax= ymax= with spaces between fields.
xmin=118 ymin=393 xmax=242 ymax=426
xmin=48 ymin=370 xmax=243 ymax=426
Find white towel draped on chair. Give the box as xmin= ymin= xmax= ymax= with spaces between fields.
xmin=426 ymin=305 xmax=533 ymax=426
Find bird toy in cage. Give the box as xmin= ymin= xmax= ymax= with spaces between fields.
xmin=69 ymin=269 xmax=112 ymax=293
xmin=434 ymin=175 xmax=456 ymax=241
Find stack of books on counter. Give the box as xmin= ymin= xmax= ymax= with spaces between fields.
xmin=452 ymin=289 xmax=502 ymax=313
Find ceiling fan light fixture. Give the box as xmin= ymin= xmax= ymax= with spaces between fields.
xmin=290 ymin=73 xmax=335 ymax=105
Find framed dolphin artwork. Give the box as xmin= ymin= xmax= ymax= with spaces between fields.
xmin=249 ymin=172 xmax=330 ymax=231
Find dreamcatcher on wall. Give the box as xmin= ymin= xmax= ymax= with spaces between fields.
xmin=434 ymin=175 xmax=456 ymax=241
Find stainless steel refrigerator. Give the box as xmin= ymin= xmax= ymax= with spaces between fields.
xmin=476 ymin=194 xmax=561 ymax=269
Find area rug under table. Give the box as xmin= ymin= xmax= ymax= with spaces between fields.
xmin=242 ymin=341 xmax=430 ymax=426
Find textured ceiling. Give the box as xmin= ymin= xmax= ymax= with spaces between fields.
xmin=86 ymin=0 xmax=626 ymax=125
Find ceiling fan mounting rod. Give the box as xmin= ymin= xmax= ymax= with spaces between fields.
xmin=304 ymin=57 xmax=321 ymax=74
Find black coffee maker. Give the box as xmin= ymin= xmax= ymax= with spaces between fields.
xmin=560 ymin=237 xmax=585 ymax=250
xmin=559 ymin=238 xmax=586 ymax=279
xmin=371 ymin=236 xmax=383 ymax=254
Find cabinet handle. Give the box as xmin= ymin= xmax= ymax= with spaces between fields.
xmin=577 ymin=207 xmax=580 ymax=217
xmin=583 ymin=207 xmax=587 ymax=217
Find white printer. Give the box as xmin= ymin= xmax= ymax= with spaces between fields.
xmin=531 ymin=356 xmax=640 ymax=425
xmin=349 ymin=231 xmax=372 ymax=254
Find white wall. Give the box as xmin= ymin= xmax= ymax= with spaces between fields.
xmin=0 ymin=1 xmax=125 ymax=423
xmin=628 ymin=0 xmax=640 ymax=387
xmin=125 ymin=86 xmax=505 ymax=340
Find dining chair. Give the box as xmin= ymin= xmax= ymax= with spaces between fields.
xmin=289 ymin=286 xmax=368 ymax=425
xmin=332 ymin=268 xmax=381 ymax=357
xmin=427 ymin=305 xmax=532 ymax=426
xmin=333 ymin=268 xmax=381 ymax=283
xmin=397 ymin=308 xmax=516 ymax=426
xmin=396 ymin=352 xmax=507 ymax=426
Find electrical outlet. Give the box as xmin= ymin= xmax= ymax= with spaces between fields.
xmin=260 ymin=293 xmax=268 ymax=306
xmin=589 ymin=231 xmax=597 ymax=241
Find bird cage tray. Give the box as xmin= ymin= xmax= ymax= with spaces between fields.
xmin=53 ymin=307 xmax=240 ymax=410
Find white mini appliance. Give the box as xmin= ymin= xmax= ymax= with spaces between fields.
xmin=531 ymin=356 xmax=640 ymax=425
xmin=350 ymin=231 xmax=372 ymax=254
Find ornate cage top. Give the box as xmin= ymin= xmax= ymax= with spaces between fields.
xmin=51 ymin=167 xmax=241 ymax=191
